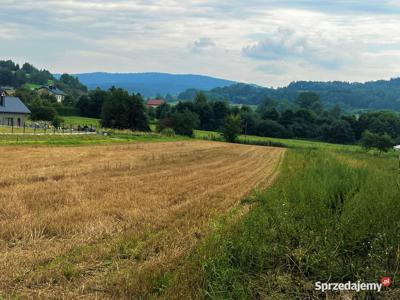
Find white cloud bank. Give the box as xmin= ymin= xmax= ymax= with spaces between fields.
xmin=0 ymin=0 xmax=400 ymax=86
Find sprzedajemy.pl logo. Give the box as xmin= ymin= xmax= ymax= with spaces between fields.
xmin=315 ymin=277 xmax=392 ymax=293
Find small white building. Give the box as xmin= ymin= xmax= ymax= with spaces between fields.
xmin=37 ymin=86 xmax=66 ymax=103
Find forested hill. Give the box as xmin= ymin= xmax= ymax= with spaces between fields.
xmin=178 ymin=79 xmax=400 ymax=111
xmin=0 ymin=60 xmax=87 ymax=98
xmin=67 ymin=72 xmax=236 ymax=97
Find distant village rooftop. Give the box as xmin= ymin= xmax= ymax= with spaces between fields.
xmin=146 ymin=99 xmax=165 ymax=107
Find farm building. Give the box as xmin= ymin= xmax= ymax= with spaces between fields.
xmin=0 ymin=91 xmax=31 ymax=127
xmin=37 ymin=86 xmax=66 ymax=103
xmin=146 ymin=99 xmax=165 ymax=108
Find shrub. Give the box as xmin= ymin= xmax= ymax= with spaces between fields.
xmin=160 ymin=128 xmax=175 ymax=137
xmin=361 ymin=130 xmax=394 ymax=153
xmin=159 ymin=110 xmax=199 ymax=137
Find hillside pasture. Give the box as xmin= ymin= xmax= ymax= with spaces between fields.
xmin=0 ymin=141 xmax=284 ymax=298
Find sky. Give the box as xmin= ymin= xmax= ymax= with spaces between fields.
xmin=1 ymin=0 xmax=400 ymax=87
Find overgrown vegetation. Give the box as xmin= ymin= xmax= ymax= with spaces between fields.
xmin=167 ymin=149 xmax=400 ymax=299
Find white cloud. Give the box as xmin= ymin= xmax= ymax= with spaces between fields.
xmin=0 ymin=0 xmax=400 ymax=86
xmin=189 ymin=37 xmax=216 ymax=53
xmin=242 ymin=25 xmax=364 ymax=71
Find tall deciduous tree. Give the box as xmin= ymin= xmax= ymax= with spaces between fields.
xmin=220 ymin=114 xmax=242 ymax=143
xmin=296 ymin=92 xmax=323 ymax=114
xmin=101 ymin=88 xmax=149 ymax=131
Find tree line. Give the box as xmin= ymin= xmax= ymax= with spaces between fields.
xmin=76 ymin=88 xmax=400 ymax=151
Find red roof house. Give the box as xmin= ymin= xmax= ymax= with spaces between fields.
xmin=146 ymin=99 xmax=165 ymax=108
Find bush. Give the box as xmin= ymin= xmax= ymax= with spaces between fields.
xmin=360 ymin=130 xmax=394 ymax=152
xmin=160 ymin=128 xmax=175 ymax=137
xmin=159 ymin=110 xmax=199 ymax=137
xmin=51 ymin=116 xmax=64 ymax=128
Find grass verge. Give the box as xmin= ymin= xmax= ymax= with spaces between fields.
xmin=165 ymin=149 xmax=400 ymax=299
xmin=0 ymin=132 xmax=187 ymax=146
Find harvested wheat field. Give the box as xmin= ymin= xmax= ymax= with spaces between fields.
xmin=0 ymin=141 xmax=284 ymax=299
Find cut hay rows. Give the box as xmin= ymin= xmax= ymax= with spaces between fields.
xmin=0 ymin=141 xmax=284 ymax=298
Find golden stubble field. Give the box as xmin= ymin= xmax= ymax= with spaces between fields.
xmin=0 ymin=141 xmax=284 ymax=298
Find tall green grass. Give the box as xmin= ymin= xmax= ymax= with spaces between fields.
xmin=61 ymin=116 xmax=101 ymax=127
xmin=195 ymin=129 xmax=362 ymax=151
xmin=169 ymin=149 xmax=400 ymax=299
xmin=0 ymin=132 xmax=187 ymax=146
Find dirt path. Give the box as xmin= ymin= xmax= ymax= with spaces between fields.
xmin=0 ymin=141 xmax=285 ymax=298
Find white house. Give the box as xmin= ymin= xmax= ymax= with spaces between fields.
xmin=37 ymin=86 xmax=66 ymax=103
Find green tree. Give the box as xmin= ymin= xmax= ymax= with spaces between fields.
xmin=240 ymin=109 xmax=258 ymax=135
xmin=58 ymin=73 xmax=87 ymax=92
xmin=194 ymin=91 xmax=207 ymax=105
xmin=360 ymin=130 xmax=394 ymax=153
xmin=322 ymin=120 xmax=355 ymax=144
xmin=29 ymin=100 xmax=58 ymax=121
xmin=193 ymin=92 xmax=214 ymax=130
xmin=262 ymin=108 xmax=280 ymax=121
xmin=329 ymin=104 xmax=342 ymax=119
xmin=220 ymin=114 xmax=242 ymax=143
xmin=101 ymin=88 xmax=149 ymax=131
xmin=160 ymin=110 xmax=199 ymax=136
xmin=78 ymin=88 xmax=108 ymax=118
xmin=256 ymin=119 xmax=290 ymax=138
xmin=211 ymin=101 xmax=231 ymax=129
xmin=296 ymin=92 xmax=323 ymax=114
xmin=257 ymin=97 xmax=277 ymax=114
xmin=156 ymin=103 xmax=172 ymax=120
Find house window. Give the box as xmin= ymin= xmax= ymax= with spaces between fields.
xmin=7 ymin=118 xmax=13 ymax=126
xmin=17 ymin=118 xmax=21 ymax=127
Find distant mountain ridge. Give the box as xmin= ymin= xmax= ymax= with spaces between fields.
xmin=55 ymin=70 xmax=400 ymax=111
xmin=178 ymin=78 xmax=400 ymax=111
xmin=62 ymin=72 xmax=236 ymax=97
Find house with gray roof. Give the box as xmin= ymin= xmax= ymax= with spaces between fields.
xmin=36 ymin=86 xmax=66 ymax=103
xmin=0 ymin=91 xmax=31 ymax=127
